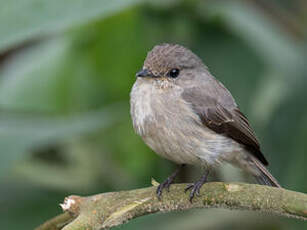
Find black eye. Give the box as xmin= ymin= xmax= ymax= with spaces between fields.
xmin=168 ymin=68 xmax=180 ymax=78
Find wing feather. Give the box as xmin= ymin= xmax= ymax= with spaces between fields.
xmin=182 ymin=87 xmax=268 ymax=165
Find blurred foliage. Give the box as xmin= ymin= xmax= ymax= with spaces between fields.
xmin=0 ymin=0 xmax=306 ymax=229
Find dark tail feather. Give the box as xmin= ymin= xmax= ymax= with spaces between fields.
xmin=250 ymin=157 xmax=281 ymax=188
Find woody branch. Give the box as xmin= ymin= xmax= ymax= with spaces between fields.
xmin=35 ymin=182 xmax=307 ymax=230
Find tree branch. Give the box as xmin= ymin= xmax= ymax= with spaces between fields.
xmin=35 ymin=182 xmax=307 ymax=230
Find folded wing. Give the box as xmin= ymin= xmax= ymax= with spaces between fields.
xmin=182 ymin=87 xmax=268 ymax=165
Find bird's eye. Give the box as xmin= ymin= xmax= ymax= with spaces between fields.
xmin=168 ymin=68 xmax=180 ymax=78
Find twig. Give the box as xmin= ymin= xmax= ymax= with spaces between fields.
xmin=35 ymin=212 xmax=74 ymax=230
xmin=35 ymin=182 xmax=307 ymax=230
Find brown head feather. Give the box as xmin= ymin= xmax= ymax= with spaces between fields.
xmin=143 ymin=44 xmax=203 ymax=77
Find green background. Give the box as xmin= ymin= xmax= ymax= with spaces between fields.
xmin=0 ymin=0 xmax=306 ymax=229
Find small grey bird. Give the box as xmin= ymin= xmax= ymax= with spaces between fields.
xmin=130 ymin=43 xmax=280 ymax=201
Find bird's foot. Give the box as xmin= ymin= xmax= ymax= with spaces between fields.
xmin=184 ymin=180 xmax=206 ymax=202
xmin=184 ymin=170 xmax=209 ymax=202
xmin=156 ymin=177 xmax=173 ymax=199
xmin=156 ymin=165 xmax=184 ymax=200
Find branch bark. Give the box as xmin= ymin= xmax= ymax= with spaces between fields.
xmin=35 ymin=182 xmax=307 ymax=230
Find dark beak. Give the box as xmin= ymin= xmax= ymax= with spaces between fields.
xmin=136 ymin=69 xmax=155 ymax=78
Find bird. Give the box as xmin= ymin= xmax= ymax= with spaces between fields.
xmin=130 ymin=43 xmax=280 ymax=201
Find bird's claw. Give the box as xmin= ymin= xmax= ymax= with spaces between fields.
xmin=156 ymin=165 xmax=184 ymax=200
xmin=184 ymin=181 xmax=203 ymax=202
xmin=184 ymin=170 xmax=209 ymax=202
xmin=156 ymin=178 xmax=172 ymax=200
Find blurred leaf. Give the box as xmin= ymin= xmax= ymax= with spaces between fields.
xmin=285 ymin=115 xmax=307 ymax=192
xmin=249 ymin=70 xmax=287 ymax=126
xmin=16 ymin=140 xmax=102 ymax=191
xmin=0 ymin=39 xmax=71 ymax=111
xmin=0 ymin=0 xmax=141 ymax=52
xmin=0 ymin=103 xmax=125 ymax=178
xmin=15 ymin=137 xmax=138 ymax=191
xmin=0 ymin=183 xmax=65 ymax=230
xmin=0 ymin=36 xmax=113 ymax=113
xmin=200 ymin=1 xmax=306 ymax=125
xmin=0 ymin=8 xmax=145 ymax=112
xmin=201 ymin=1 xmax=304 ymax=71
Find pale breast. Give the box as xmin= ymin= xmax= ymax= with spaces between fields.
xmin=130 ymin=79 xmax=242 ymax=166
xmin=130 ymin=80 xmax=154 ymax=136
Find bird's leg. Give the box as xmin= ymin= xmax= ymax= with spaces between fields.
xmin=185 ymin=169 xmax=209 ymax=202
xmin=156 ymin=164 xmax=185 ymax=199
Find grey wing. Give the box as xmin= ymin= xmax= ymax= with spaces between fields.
xmin=182 ymin=86 xmax=268 ymax=166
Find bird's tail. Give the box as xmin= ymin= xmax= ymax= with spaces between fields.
xmin=249 ymin=156 xmax=281 ymax=188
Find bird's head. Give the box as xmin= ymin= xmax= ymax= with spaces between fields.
xmin=136 ymin=44 xmax=206 ymax=88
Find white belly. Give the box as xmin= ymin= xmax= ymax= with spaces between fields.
xmin=130 ymin=79 xmax=242 ymax=167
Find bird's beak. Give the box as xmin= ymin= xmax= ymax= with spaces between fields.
xmin=136 ymin=69 xmax=155 ymax=78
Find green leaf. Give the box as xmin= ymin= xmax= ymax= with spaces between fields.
xmin=0 ymin=38 xmax=71 ymax=111
xmin=0 ymin=0 xmax=141 ymax=52
xmin=0 ymin=103 xmax=125 ymax=178
xmin=200 ymin=1 xmax=306 ymax=125
xmin=201 ymin=1 xmax=304 ymax=72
